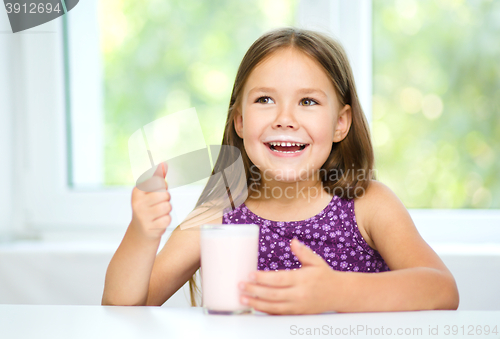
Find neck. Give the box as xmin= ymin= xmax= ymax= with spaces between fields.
xmin=247 ymin=173 xmax=329 ymax=206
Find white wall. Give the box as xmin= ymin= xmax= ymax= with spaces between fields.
xmin=441 ymin=254 xmax=500 ymax=310
xmin=0 ymin=233 xmax=195 ymax=307
xmin=0 ymin=238 xmax=499 ymax=310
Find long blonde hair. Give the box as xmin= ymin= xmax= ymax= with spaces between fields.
xmin=188 ymin=27 xmax=374 ymax=306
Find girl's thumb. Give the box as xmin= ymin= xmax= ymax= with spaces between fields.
xmin=291 ymin=238 xmax=326 ymax=267
xmin=153 ymin=162 xmax=168 ymax=178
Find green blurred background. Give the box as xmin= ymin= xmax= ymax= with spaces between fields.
xmin=373 ymin=0 xmax=500 ymax=208
xmin=97 ymin=0 xmax=499 ymax=209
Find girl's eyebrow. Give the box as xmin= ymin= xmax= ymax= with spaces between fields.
xmin=298 ymin=88 xmax=328 ymax=98
xmin=248 ymin=87 xmax=327 ymax=98
xmin=247 ymin=87 xmax=276 ymax=96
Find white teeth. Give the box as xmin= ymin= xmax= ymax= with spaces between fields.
xmin=268 ymin=141 xmax=306 ymax=147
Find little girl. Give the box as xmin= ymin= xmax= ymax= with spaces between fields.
xmin=102 ymin=27 xmax=459 ymax=314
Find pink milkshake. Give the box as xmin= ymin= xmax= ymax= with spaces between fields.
xmin=200 ymin=224 xmax=259 ymax=314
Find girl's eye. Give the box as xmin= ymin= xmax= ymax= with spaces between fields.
xmin=256 ymin=96 xmax=274 ymax=104
xmin=300 ymin=98 xmax=318 ymax=106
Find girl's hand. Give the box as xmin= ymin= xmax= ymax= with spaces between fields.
xmin=131 ymin=162 xmax=172 ymax=240
xmin=239 ymin=238 xmax=343 ymax=315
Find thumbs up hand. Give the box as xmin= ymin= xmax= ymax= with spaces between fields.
xmin=131 ymin=162 xmax=172 ymax=240
xmin=136 ymin=162 xmax=168 ymax=192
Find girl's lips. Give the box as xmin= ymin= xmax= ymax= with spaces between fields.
xmin=264 ymin=142 xmax=309 ymax=157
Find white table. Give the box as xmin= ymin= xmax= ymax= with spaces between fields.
xmin=0 ymin=305 xmax=498 ymax=339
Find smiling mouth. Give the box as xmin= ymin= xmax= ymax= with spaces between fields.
xmin=265 ymin=142 xmax=309 ymax=153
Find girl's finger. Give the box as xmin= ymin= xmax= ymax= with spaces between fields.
xmin=251 ymin=270 xmax=294 ymax=287
xmin=151 ymin=202 xmax=171 ymax=222
xmin=290 ymin=238 xmax=329 ymax=267
xmin=240 ymin=282 xmax=290 ymax=302
xmin=137 ymin=176 xmax=167 ymax=193
xmin=148 ymin=191 xmax=171 ymax=207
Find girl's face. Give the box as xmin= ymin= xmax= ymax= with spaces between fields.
xmin=234 ymin=47 xmax=351 ymax=183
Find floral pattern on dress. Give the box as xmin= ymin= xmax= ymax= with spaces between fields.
xmin=222 ymin=196 xmax=390 ymax=273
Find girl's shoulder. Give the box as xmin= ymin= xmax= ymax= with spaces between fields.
xmin=353 ymin=180 xmax=407 ymax=251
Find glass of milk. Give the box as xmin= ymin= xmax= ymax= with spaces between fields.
xmin=200 ymin=224 xmax=259 ymax=315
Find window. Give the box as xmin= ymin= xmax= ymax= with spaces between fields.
xmin=51 ymin=0 xmax=299 ymax=233
xmin=372 ymin=0 xmax=500 ymax=209
xmin=3 ymin=0 xmax=498 ymax=239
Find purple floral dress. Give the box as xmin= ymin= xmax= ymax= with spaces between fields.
xmin=222 ymin=195 xmax=390 ymax=273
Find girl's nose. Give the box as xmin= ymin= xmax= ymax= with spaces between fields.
xmin=272 ymin=105 xmax=298 ymax=130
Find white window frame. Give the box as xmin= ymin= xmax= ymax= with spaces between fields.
xmin=1 ymin=0 xmax=499 ymax=242
xmin=0 ymin=9 xmax=134 ymax=240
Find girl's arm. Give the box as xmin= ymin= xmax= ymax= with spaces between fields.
xmin=240 ymin=180 xmax=459 ymax=314
xmin=336 ymin=180 xmax=459 ymax=312
xmin=103 ymin=216 xmax=221 ymax=306
xmin=102 ymin=219 xmax=163 ymax=306
xmin=145 ymin=222 xmax=203 ymax=306
xmin=147 ymin=215 xmax=225 ymax=305
xmin=102 ymin=165 xmax=173 ymax=306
